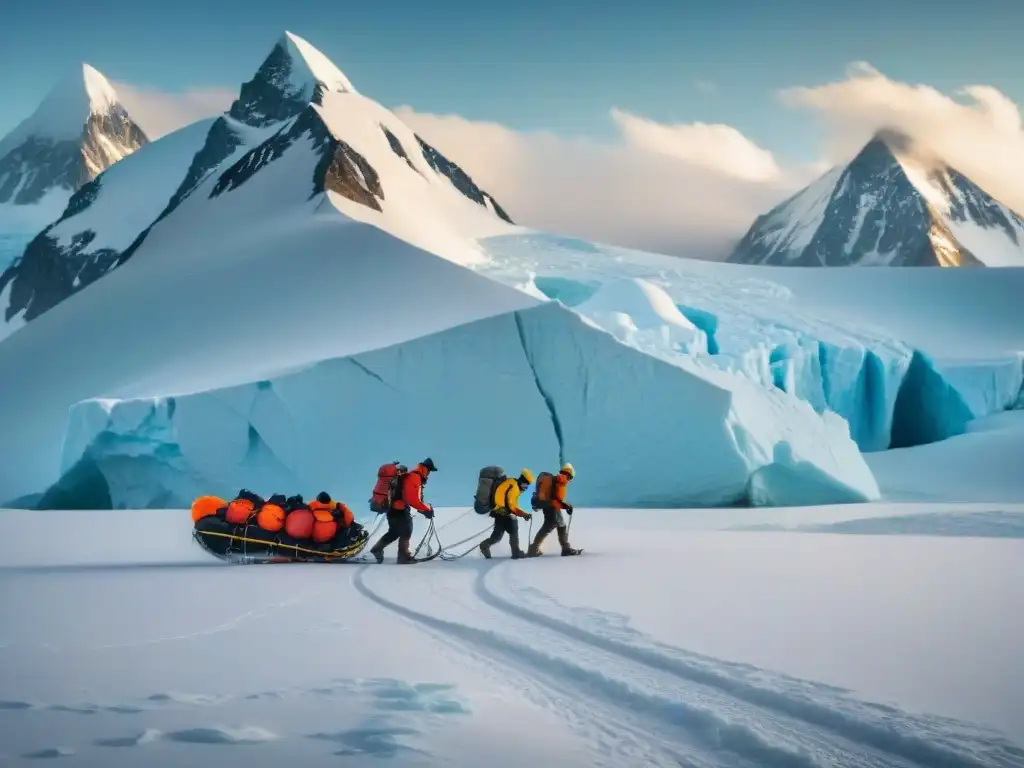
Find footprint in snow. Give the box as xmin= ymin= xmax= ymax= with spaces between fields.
xmin=94 ymin=729 xmax=162 ymax=748
xmin=309 ymin=724 xmax=429 ymax=759
xmin=363 ymin=679 xmax=472 ymax=715
xmin=20 ymin=747 xmax=75 ymax=760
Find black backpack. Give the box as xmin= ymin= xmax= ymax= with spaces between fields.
xmin=474 ymin=466 xmax=506 ymax=514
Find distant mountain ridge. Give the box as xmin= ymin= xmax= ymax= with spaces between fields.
xmin=728 ymin=131 xmax=1024 ymax=267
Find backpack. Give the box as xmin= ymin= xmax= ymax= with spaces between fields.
xmin=474 ymin=466 xmax=506 ymax=514
xmin=531 ymin=471 xmax=555 ymax=510
xmin=370 ymin=462 xmax=407 ymax=513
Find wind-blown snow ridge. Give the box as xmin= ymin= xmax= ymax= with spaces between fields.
xmin=728 ymin=132 xmax=1024 ymax=267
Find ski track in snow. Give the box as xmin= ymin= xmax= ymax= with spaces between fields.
xmin=353 ymin=562 xmax=1024 ymax=768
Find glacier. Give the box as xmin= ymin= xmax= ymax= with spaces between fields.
xmin=476 ymin=233 xmax=1024 ymax=454
xmin=44 ymin=301 xmax=878 ymax=510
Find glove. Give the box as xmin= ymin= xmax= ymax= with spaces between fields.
xmin=523 ymin=512 xmax=533 ymax=521
xmin=565 ymin=504 xmax=574 ymax=515
xmin=422 ymin=506 xmax=434 ymax=519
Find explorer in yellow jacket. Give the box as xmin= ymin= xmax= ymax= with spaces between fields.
xmin=479 ymin=469 xmax=534 ymax=560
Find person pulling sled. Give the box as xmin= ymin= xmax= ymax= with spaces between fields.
xmin=369 ymin=458 xmax=437 ymax=564
xmin=528 ymin=463 xmax=581 ymax=556
xmin=478 ymin=468 xmax=535 ymax=559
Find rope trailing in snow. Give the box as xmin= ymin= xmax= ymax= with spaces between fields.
xmin=438 ymin=524 xmax=493 ymax=561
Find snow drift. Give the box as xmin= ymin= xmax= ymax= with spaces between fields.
xmin=46 ymin=300 xmax=878 ymax=510
xmin=574 ymin=278 xmax=709 ymax=358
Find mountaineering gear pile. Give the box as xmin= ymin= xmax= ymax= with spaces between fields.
xmin=370 ymin=459 xmax=437 ymax=564
xmin=529 ymin=465 xmax=581 ymax=556
xmin=479 ymin=468 xmax=535 ymax=559
xmin=191 ymin=490 xmax=368 ymax=563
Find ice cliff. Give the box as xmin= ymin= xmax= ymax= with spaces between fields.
xmin=44 ymin=303 xmax=879 ymax=510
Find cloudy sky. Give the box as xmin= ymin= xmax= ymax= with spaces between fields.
xmin=2 ymin=0 xmax=1021 ymax=259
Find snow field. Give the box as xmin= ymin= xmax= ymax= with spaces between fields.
xmin=0 ymin=506 xmax=1022 ymax=766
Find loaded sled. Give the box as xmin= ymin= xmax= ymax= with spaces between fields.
xmin=191 ymin=491 xmax=370 ymax=564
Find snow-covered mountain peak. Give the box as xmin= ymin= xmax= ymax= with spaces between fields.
xmin=228 ymin=32 xmax=357 ymax=129
xmin=281 ymin=31 xmax=357 ymax=97
xmin=0 ymin=63 xmax=147 ymax=227
xmin=1 ymin=63 xmax=124 ymax=151
xmin=80 ymin=64 xmax=119 ymax=112
xmin=728 ymin=132 xmax=1024 ymax=267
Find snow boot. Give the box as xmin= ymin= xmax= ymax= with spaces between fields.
xmin=511 ymin=549 xmax=526 ymax=560
xmin=397 ymin=548 xmax=415 ymax=565
xmin=369 ymin=542 xmax=385 ymax=564
xmin=557 ymin=527 xmax=580 ymax=556
xmin=479 ymin=540 xmax=492 ymax=559
xmin=528 ymin=532 xmax=547 ymax=557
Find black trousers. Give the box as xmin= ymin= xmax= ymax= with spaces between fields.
xmin=536 ymin=506 xmax=566 ymax=538
xmin=484 ymin=513 xmax=521 ymax=553
xmin=376 ymin=510 xmax=413 ymax=552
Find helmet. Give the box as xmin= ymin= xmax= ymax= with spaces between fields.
xmin=560 ymin=463 xmax=575 ymax=479
xmin=519 ymin=468 xmax=535 ymax=484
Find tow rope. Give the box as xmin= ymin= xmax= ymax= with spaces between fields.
xmin=438 ymin=524 xmax=493 ymax=561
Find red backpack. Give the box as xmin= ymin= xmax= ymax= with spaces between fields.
xmin=369 ymin=462 xmax=407 ymax=513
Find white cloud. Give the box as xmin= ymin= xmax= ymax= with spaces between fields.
xmin=113 ymin=82 xmax=236 ymax=140
xmin=394 ymin=107 xmax=799 ymax=260
xmin=779 ymin=62 xmax=1024 ymax=212
xmin=610 ymin=108 xmax=782 ymax=182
